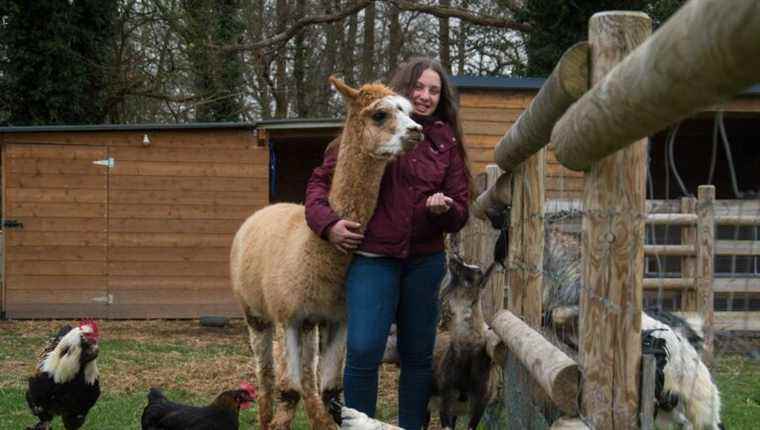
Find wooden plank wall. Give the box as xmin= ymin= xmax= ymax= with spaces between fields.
xmin=459 ymin=89 xmax=584 ymax=199
xmin=2 ymin=128 xmax=268 ymax=319
xmin=4 ymin=143 xmax=109 ymax=318
xmin=458 ymin=89 xmax=760 ymax=200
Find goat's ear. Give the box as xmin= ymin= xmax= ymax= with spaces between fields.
xmin=329 ymin=75 xmax=359 ymax=101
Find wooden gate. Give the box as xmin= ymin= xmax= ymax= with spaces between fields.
xmin=4 ymin=143 xmax=110 ymax=318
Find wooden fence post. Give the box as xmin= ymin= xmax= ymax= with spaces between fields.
xmin=480 ymin=165 xmax=507 ymax=324
xmin=681 ymin=197 xmax=698 ymax=311
xmin=697 ymin=185 xmax=715 ymax=363
xmin=579 ymin=12 xmax=650 ymax=429
xmin=508 ymin=150 xmax=544 ymax=327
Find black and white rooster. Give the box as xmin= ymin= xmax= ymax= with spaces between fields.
xmin=329 ymin=398 xmax=404 ymax=429
xmin=26 ymin=320 xmax=101 ymax=430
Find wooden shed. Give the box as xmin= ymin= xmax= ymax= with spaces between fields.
xmin=0 ymin=123 xmax=266 ymax=319
xmin=452 ymin=76 xmax=760 ymax=200
xmin=1 ymin=77 xmax=758 ymax=320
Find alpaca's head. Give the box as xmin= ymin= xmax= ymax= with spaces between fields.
xmin=330 ymin=76 xmax=423 ymax=159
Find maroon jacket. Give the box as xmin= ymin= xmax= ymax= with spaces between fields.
xmin=305 ymin=115 xmax=470 ymax=258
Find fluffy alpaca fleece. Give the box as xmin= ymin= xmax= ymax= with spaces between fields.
xmin=230 ymin=77 xmax=422 ymax=430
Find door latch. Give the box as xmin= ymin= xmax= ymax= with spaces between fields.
xmin=93 ymin=157 xmax=115 ymax=168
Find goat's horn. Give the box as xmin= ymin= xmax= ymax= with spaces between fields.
xmin=329 ymin=75 xmax=359 ymax=100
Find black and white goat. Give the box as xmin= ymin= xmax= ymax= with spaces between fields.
xmin=425 ymin=253 xmax=500 ymax=430
xmin=541 ymin=227 xmax=724 ymax=429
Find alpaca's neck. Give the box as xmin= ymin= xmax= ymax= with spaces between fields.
xmin=328 ymin=129 xmax=389 ymax=229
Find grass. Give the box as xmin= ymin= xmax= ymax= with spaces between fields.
xmin=1 ymin=320 xmax=759 ymax=429
xmin=0 ymin=319 xmax=393 ymax=430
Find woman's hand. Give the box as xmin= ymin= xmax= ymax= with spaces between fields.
xmin=426 ymin=192 xmax=453 ymax=215
xmin=328 ymin=220 xmax=364 ymax=254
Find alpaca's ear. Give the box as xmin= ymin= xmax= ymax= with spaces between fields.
xmin=329 ymin=75 xmax=359 ymax=101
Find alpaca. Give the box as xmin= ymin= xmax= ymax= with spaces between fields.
xmin=426 ymin=254 xmax=500 ymax=430
xmin=230 ymin=76 xmax=423 ymax=430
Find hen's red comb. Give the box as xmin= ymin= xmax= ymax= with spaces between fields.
xmin=78 ymin=318 xmax=100 ymax=340
xmin=239 ymin=381 xmax=256 ymax=397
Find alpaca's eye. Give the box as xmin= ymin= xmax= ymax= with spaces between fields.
xmin=372 ymin=111 xmax=387 ymax=123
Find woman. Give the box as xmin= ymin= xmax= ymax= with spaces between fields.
xmin=305 ymin=57 xmax=473 ymax=429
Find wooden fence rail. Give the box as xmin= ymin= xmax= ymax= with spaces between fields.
xmin=552 ymin=0 xmax=760 ymax=171
xmin=475 ymin=1 xmax=760 ymax=427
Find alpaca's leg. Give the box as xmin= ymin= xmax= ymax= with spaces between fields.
xmin=245 ymin=312 xmax=275 ymax=430
xmin=272 ymin=323 xmax=302 ymax=429
xmin=301 ymin=320 xmax=338 ymax=429
xmin=319 ymin=321 xmax=347 ymax=403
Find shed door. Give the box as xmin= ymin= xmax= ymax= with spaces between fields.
xmin=4 ymin=144 xmax=109 ymax=318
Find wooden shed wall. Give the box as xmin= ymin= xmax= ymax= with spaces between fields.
xmin=458 ymin=89 xmax=584 ymax=199
xmin=458 ymin=89 xmax=760 ymax=200
xmin=1 ymin=128 xmax=267 ymax=319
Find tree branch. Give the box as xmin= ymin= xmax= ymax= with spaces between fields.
xmin=390 ymin=0 xmax=531 ymax=32
xmin=223 ymin=0 xmax=372 ymax=53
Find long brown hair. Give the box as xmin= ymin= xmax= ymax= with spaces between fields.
xmin=389 ymin=57 xmax=475 ymax=201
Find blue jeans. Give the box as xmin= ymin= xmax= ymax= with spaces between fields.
xmin=343 ymin=252 xmax=445 ymax=430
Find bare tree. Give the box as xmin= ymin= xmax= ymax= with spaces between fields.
xmin=361 ymin=1 xmax=375 ymax=83
xmin=438 ymin=0 xmax=451 ymax=73
xmin=293 ymin=0 xmax=307 ymax=116
xmin=386 ymin=2 xmax=402 ymax=79
xmin=274 ymin=0 xmax=289 ymax=117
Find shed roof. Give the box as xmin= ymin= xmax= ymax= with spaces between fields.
xmin=451 ymin=75 xmax=760 ymax=95
xmin=0 ymin=122 xmax=255 ymax=133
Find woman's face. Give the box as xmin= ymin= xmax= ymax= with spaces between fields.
xmin=411 ymin=68 xmax=442 ymax=116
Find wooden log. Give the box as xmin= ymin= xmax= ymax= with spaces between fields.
xmin=471 ymin=171 xmax=512 ymax=221
xmin=523 ymin=149 xmax=544 ymax=328
xmin=681 ymin=197 xmax=698 ymax=312
xmin=507 ymin=165 xmax=523 ymax=314
xmin=643 ymin=244 xmax=695 ymax=257
xmin=716 ymin=240 xmax=760 ymax=256
xmin=485 ymin=324 xmax=506 ymax=364
xmin=457 ymin=165 xmax=506 ymax=326
xmin=494 ymin=42 xmax=589 ymax=172
xmin=645 ymin=213 xmax=698 ymax=225
xmin=714 ymin=278 xmax=760 ymax=294
xmin=491 ymin=309 xmax=580 ymax=415
xmin=640 ymin=355 xmax=657 ymax=430
xmin=550 ymin=417 xmax=590 ymax=429
xmin=697 ymin=185 xmax=715 ymax=363
xmin=715 ymin=215 xmax=760 ymax=226
xmin=579 ymin=12 xmax=649 ymax=430
xmin=553 ymin=0 xmax=760 ymax=171
xmin=643 ymin=278 xmax=696 ymax=289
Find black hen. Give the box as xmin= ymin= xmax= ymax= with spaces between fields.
xmin=26 ymin=320 xmax=101 ymax=430
xmin=141 ymin=382 xmax=256 ymax=430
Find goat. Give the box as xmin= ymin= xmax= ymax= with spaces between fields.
xmin=541 ymin=227 xmax=723 ymax=429
xmin=230 ymin=77 xmax=422 ymax=429
xmin=425 ymin=254 xmax=500 ymax=430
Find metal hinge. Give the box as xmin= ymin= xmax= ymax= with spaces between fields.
xmin=92 ymin=294 xmax=114 ymax=305
xmin=92 ymin=157 xmax=115 ymax=168
xmin=3 ymin=219 xmax=23 ymax=229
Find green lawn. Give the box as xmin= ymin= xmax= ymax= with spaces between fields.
xmin=0 ymin=319 xmax=387 ymax=429
xmin=1 ymin=319 xmax=759 ymax=429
